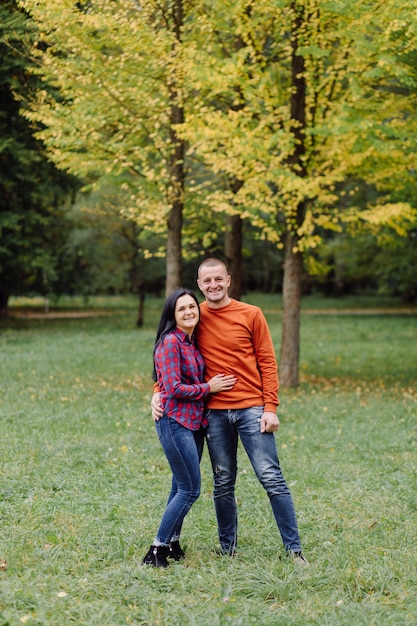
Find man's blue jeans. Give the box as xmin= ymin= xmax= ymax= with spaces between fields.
xmin=205 ymin=406 xmax=301 ymax=554
xmin=155 ymin=416 xmax=205 ymax=545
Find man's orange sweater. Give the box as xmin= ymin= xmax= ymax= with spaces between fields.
xmin=196 ymin=299 xmax=279 ymax=411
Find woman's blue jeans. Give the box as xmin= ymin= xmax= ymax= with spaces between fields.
xmin=205 ymin=406 xmax=301 ymax=554
xmin=154 ymin=416 xmax=205 ymax=545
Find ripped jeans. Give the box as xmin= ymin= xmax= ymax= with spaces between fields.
xmin=205 ymin=407 xmax=302 ymax=554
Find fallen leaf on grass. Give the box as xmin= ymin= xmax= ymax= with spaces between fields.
xmin=0 ymin=559 xmax=7 ymax=570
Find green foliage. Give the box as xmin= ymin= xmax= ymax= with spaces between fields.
xmin=14 ymin=0 xmax=417 ymax=283
xmin=20 ymin=0 xmax=417 ymax=236
xmin=0 ymin=295 xmax=416 ymax=624
xmin=306 ymin=223 xmax=417 ymax=301
xmin=19 ymin=1 xmax=192 ymax=227
xmin=180 ymin=0 xmax=417 ymax=248
xmin=0 ymin=0 xmax=78 ymax=309
xmin=372 ymin=233 xmax=417 ymax=302
xmin=56 ymin=186 xmax=167 ymax=297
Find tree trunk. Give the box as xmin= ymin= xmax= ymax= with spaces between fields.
xmin=165 ymin=0 xmax=184 ymax=296
xmin=0 ymin=289 xmax=9 ymax=320
xmin=136 ymin=287 xmax=145 ymax=328
xmin=279 ymin=1 xmax=308 ymax=387
xmin=280 ymin=231 xmax=303 ymax=387
xmin=166 ymin=197 xmax=183 ymax=295
xmin=225 ymin=214 xmax=243 ymax=300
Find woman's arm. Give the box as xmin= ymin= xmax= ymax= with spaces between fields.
xmin=155 ymin=335 xmax=210 ymax=400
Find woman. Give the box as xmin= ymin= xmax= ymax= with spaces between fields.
xmin=142 ymin=288 xmax=236 ymax=568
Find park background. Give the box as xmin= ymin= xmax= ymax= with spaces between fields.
xmin=1 ymin=1 xmax=417 ymax=624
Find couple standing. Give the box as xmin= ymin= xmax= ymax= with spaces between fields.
xmin=142 ymin=258 xmax=307 ymax=568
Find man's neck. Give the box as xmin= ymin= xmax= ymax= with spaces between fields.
xmin=205 ymin=295 xmax=232 ymax=310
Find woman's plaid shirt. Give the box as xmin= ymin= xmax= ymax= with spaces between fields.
xmin=154 ymin=328 xmax=210 ymax=430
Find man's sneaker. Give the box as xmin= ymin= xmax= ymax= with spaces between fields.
xmin=288 ymin=549 xmax=309 ymax=566
xmin=141 ymin=544 xmax=170 ymax=568
xmin=216 ymin=546 xmax=238 ymax=556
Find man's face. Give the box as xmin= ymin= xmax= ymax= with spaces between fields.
xmin=197 ymin=263 xmax=231 ymax=307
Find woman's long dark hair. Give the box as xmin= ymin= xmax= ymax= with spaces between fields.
xmin=152 ymin=288 xmax=200 ymax=381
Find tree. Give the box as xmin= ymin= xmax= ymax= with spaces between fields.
xmin=0 ymin=0 xmax=77 ymax=317
xmin=313 ymin=221 xmax=417 ymax=302
xmin=57 ymin=185 xmax=166 ymax=324
xmin=179 ymin=0 xmax=417 ymax=385
xmin=20 ymin=0 xmax=206 ymax=295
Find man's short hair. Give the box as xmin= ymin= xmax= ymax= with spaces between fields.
xmin=198 ymin=258 xmax=229 ymax=277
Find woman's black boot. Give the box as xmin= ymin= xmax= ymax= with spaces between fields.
xmin=141 ymin=545 xmax=170 ymax=568
xmin=169 ymin=541 xmax=185 ymax=561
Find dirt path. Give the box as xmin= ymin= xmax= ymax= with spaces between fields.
xmin=9 ymin=307 xmax=417 ymax=319
xmin=9 ymin=310 xmax=113 ymax=319
xmin=267 ymin=308 xmax=417 ymax=315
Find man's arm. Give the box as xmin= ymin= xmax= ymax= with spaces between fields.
xmin=251 ymin=308 xmax=280 ymax=412
xmin=251 ymin=308 xmax=280 ymax=433
xmin=151 ymin=391 xmax=163 ymax=421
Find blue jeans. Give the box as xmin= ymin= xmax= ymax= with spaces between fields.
xmin=205 ymin=407 xmax=301 ymax=554
xmin=154 ymin=416 xmax=205 ymax=545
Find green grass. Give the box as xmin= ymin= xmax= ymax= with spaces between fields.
xmin=1 ymin=295 xmax=416 ymax=625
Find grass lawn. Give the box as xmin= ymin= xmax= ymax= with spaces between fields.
xmin=1 ymin=294 xmax=416 ymax=625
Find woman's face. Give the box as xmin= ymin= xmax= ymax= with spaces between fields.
xmin=174 ymin=294 xmax=199 ymax=336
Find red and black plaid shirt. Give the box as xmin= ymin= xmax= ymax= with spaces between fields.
xmin=154 ymin=328 xmax=210 ymax=430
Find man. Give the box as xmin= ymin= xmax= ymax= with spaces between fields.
xmin=152 ymin=258 xmax=308 ymax=564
